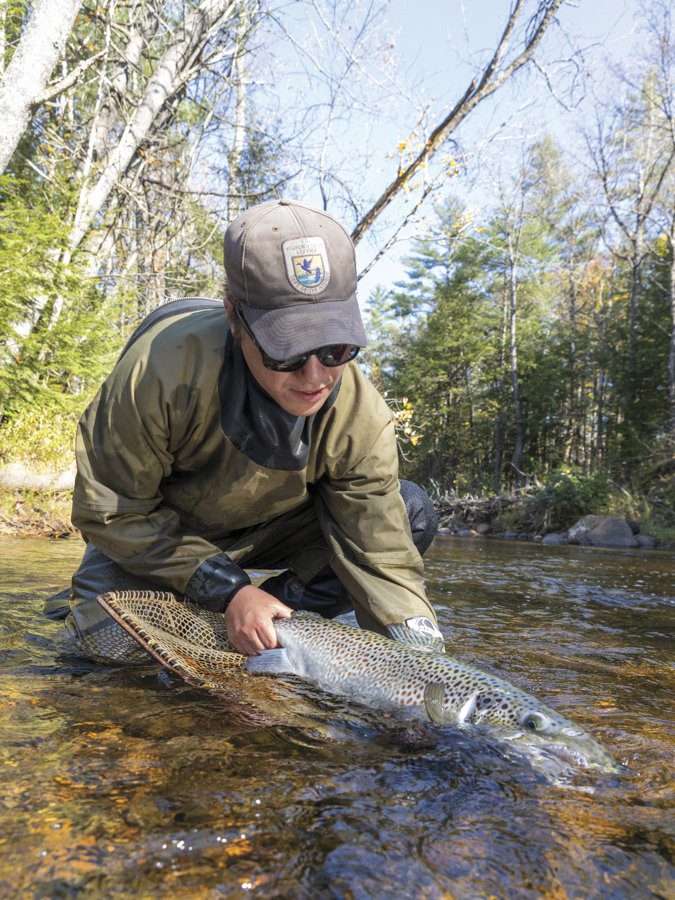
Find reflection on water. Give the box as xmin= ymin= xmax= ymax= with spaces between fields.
xmin=0 ymin=535 xmax=673 ymax=897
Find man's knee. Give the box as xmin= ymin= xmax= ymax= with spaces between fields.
xmin=399 ymin=479 xmax=438 ymax=555
xmin=72 ymin=543 xmax=145 ymax=604
xmin=51 ymin=544 xmax=156 ymax=664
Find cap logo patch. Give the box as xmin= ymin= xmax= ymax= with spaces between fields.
xmin=283 ymin=237 xmax=330 ymax=295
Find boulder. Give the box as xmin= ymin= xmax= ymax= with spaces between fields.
xmin=543 ymin=532 xmax=568 ymax=545
xmin=635 ymin=534 xmax=657 ymax=549
xmin=568 ymin=515 xmax=638 ymax=548
xmin=475 ymin=523 xmax=491 ymax=535
xmin=567 ymin=515 xmax=605 ymax=543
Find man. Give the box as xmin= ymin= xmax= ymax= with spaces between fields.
xmin=45 ymin=199 xmax=443 ymax=663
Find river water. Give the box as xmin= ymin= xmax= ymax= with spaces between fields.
xmin=1 ymin=535 xmax=673 ymax=898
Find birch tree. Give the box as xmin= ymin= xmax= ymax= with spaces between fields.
xmin=645 ymin=0 xmax=675 ymax=439
xmin=585 ymin=1 xmax=675 ymax=459
xmin=0 ymin=0 xmax=84 ymax=174
xmin=19 ymin=0 xmax=246 ymax=336
xmin=68 ymin=0 xmax=240 ymax=254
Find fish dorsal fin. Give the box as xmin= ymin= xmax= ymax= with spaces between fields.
xmin=423 ymin=682 xmax=448 ymax=725
xmin=457 ymin=692 xmax=478 ymax=725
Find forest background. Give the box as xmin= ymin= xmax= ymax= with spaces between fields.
xmin=0 ymin=0 xmax=673 ymax=539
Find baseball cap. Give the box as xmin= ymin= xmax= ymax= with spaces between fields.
xmin=223 ymin=199 xmax=368 ymax=360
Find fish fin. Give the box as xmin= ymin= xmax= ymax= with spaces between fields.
xmin=332 ymin=610 xmax=359 ymax=629
xmin=244 ymin=648 xmax=295 ymax=675
xmin=387 ymin=618 xmax=445 ymax=652
xmin=423 ymin=682 xmax=449 ymax=725
xmin=457 ymin=692 xmax=478 ymax=725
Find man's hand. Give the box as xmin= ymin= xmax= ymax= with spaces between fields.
xmin=225 ymin=584 xmax=292 ymax=655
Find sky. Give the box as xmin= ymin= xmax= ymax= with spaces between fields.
xmin=336 ymin=0 xmax=645 ymax=300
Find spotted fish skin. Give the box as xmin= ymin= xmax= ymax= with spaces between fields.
xmin=245 ymin=612 xmax=617 ymax=772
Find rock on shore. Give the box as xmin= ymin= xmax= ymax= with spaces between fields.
xmin=436 ymin=502 xmax=661 ymax=548
xmin=535 ymin=515 xmax=658 ymax=549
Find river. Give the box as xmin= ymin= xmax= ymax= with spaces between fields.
xmin=1 ymin=535 xmax=673 ymax=897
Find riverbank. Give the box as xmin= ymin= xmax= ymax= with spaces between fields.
xmin=435 ymin=487 xmax=675 ymax=549
xmin=0 ymin=488 xmax=76 ymax=538
xmin=2 ymin=483 xmax=673 ymax=550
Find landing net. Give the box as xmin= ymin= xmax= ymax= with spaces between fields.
xmin=97 ymin=590 xmax=245 ymax=689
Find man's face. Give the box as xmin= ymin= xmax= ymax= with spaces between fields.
xmin=239 ymin=330 xmax=346 ymax=417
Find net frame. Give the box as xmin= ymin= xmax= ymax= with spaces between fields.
xmin=97 ymin=590 xmax=246 ymax=689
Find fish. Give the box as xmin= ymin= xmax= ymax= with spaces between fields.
xmin=95 ymin=591 xmax=618 ymax=773
xmin=246 ymin=611 xmax=618 ymax=773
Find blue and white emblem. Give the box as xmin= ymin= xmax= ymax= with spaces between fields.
xmin=283 ymin=236 xmax=330 ymax=295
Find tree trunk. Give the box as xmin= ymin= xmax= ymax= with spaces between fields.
xmin=0 ymin=0 xmax=83 ymax=173
xmin=627 ymin=241 xmax=643 ymax=398
xmin=227 ymin=6 xmax=252 ymax=222
xmin=492 ymin=286 xmax=509 ymax=493
xmin=668 ymin=220 xmax=675 ymax=438
xmin=508 ymin=243 xmax=525 ymax=488
xmin=563 ymin=273 xmax=578 ymax=464
xmin=0 ymin=4 xmax=6 ymax=78
xmin=81 ymin=7 xmax=159 ymax=187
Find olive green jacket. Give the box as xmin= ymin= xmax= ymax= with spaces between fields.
xmin=72 ymin=302 xmax=435 ymax=628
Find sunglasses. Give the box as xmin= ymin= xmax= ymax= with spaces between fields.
xmin=236 ymin=307 xmax=361 ymax=372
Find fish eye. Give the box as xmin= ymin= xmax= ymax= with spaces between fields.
xmin=521 ymin=711 xmax=549 ymax=732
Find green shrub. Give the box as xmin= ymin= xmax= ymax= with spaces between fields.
xmin=491 ymin=505 xmax=531 ymax=533
xmin=528 ymin=470 xmax=610 ymax=533
xmin=0 ymin=404 xmax=80 ymax=468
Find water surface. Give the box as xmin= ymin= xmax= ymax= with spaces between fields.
xmin=1 ymin=535 xmax=673 ymax=897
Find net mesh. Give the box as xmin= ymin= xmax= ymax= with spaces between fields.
xmin=97 ymin=590 xmax=246 ymax=689
xmin=65 ymin=614 xmax=151 ymax=665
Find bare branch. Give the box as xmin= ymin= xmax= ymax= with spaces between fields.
xmin=358 ymin=181 xmax=438 ymax=282
xmin=34 ymin=50 xmax=105 ymax=106
xmin=351 ymin=0 xmax=564 ymax=243
xmin=141 ymin=171 xmax=300 ymax=199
